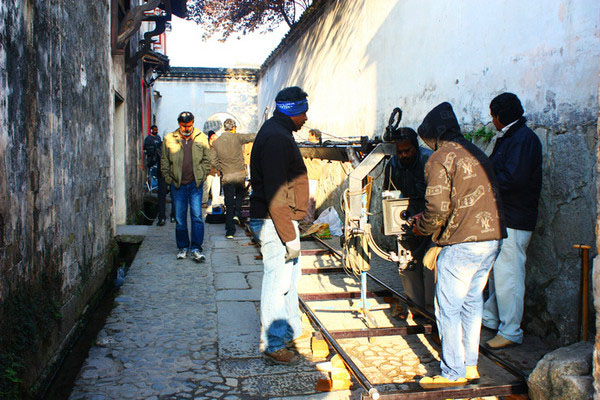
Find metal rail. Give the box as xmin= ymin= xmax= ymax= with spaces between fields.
xmin=366 ymin=273 xmax=528 ymax=382
xmin=244 ymin=224 xmax=529 ymax=398
xmin=362 ymin=381 xmax=528 ymax=400
xmin=299 ymin=296 xmax=381 ymax=400
xmin=307 ymin=233 xmax=528 ymax=382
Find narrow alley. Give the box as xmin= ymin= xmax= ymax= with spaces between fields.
xmin=67 ymin=214 xmax=550 ymax=400
xmin=2 ymin=1 xmax=599 ymax=399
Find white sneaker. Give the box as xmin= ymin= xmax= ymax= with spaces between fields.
xmin=190 ymin=249 xmax=206 ymax=263
xmin=176 ymin=249 xmax=188 ymax=259
xmin=233 ymin=216 xmax=241 ymax=226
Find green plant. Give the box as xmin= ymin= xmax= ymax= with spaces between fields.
xmin=464 ymin=126 xmax=495 ymax=142
xmin=3 ymin=364 xmax=23 ymax=384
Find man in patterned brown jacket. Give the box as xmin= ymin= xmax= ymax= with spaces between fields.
xmin=413 ymin=102 xmax=506 ymax=388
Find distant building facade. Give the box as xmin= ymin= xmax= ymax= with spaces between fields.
xmin=153 ymin=67 xmax=260 ymax=136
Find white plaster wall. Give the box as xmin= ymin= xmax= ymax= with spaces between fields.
xmin=153 ymin=78 xmax=258 ymax=136
xmin=258 ymin=0 xmax=600 ymax=136
xmin=257 ymin=0 xmax=600 ymax=345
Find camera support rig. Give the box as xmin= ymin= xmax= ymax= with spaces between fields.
xmin=342 ymin=108 xmax=418 ymax=327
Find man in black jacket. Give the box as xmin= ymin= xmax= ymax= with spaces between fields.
xmin=382 ymin=128 xmax=434 ymax=316
xmin=250 ymin=86 xmax=309 ymax=365
xmin=483 ymin=93 xmax=542 ymax=349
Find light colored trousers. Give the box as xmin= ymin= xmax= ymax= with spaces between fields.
xmin=250 ymin=218 xmax=302 ymax=353
xmin=482 ymin=227 xmax=532 ymax=344
xmin=202 ymin=175 xmax=221 ymax=205
xmin=435 ymin=240 xmax=500 ymax=380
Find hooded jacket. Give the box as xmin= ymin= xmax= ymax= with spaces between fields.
xmin=415 ymin=102 xmax=506 ymax=245
xmin=250 ymin=110 xmax=309 ymax=243
xmin=160 ymin=128 xmax=211 ymax=189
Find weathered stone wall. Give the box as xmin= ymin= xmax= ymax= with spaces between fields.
xmin=0 ymin=0 xmax=145 ymax=397
xmin=258 ymin=0 xmax=600 ymax=347
xmin=125 ymin=72 xmax=145 ymax=223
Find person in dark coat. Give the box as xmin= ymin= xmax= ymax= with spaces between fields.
xmin=249 ymin=87 xmax=309 ymax=365
xmin=483 ymin=92 xmax=542 ymax=349
xmin=382 ymin=128 xmax=434 ymax=315
xmin=144 ymin=125 xmax=171 ymax=225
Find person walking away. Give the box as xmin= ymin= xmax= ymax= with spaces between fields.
xmin=211 ymin=119 xmax=256 ymax=238
xmin=249 ymin=87 xmax=309 ymax=364
xmin=413 ymin=102 xmax=506 ymax=388
xmin=482 ymin=93 xmax=542 ymax=349
xmin=160 ymin=111 xmax=211 ymax=262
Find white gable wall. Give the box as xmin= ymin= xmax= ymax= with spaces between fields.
xmin=153 ymin=78 xmax=258 ymax=136
xmin=259 ymin=0 xmax=599 ymax=135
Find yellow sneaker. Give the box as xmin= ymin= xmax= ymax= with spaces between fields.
xmin=419 ymin=375 xmax=468 ymax=389
xmin=465 ymin=365 xmax=480 ymax=380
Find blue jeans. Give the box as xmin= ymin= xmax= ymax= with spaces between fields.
xmin=435 ymin=240 xmax=500 ymax=380
xmin=250 ymin=218 xmax=301 ymax=353
xmin=171 ymin=182 xmax=204 ymax=251
xmin=482 ymin=228 xmax=532 ymax=343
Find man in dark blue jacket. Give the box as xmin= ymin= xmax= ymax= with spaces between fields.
xmin=382 ymin=128 xmax=434 ymax=315
xmin=483 ymin=93 xmax=542 ymax=349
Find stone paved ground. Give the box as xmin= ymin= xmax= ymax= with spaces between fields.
xmin=69 ymin=217 xmax=551 ymax=400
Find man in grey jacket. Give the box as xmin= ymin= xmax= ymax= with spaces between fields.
xmin=211 ymin=119 xmax=256 ymax=238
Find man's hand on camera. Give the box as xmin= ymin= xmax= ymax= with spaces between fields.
xmin=285 ymin=236 xmax=301 ymax=262
xmin=411 ymin=212 xmax=424 ymax=236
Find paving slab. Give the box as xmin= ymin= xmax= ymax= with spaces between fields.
xmin=217 ymin=301 xmax=260 ymax=357
xmin=215 ymin=272 xmax=249 ymax=290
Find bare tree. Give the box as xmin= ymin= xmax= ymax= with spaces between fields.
xmin=186 ymin=0 xmax=312 ymax=41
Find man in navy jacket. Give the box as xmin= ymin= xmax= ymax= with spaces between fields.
xmin=483 ymin=93 xmax=542 ymax=349
xmin=250 ymin=87 xmax=309 ymax=365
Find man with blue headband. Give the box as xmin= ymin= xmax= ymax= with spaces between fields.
xmin=250 ymin=86 xmax=309 ymax=365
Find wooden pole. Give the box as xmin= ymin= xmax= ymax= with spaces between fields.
xmin=573 ymin=244 xmax=592 ymax=341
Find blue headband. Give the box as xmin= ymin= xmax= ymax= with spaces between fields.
xmin=275 ymin=99 xmax=308 ymax=116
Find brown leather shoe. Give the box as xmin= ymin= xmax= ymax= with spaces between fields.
xmin=263 ymin=348 xmax=298 ymax=365
xmin=485 ymin=335 xmax=518 ymax=350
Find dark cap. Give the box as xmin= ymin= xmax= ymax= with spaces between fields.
xmin=177 ymin=111 xmax=194 ymax=123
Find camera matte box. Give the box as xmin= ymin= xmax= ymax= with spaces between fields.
xmin=382 ymin=198 xmax=411 ymax=236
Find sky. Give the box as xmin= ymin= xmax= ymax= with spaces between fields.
xmin=165 ymin=16 xmax=290 ymax=68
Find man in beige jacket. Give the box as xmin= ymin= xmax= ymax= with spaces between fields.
xmin=161 ymin=111 xmax=211 ymax=262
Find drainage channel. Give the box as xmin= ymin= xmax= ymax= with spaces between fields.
xmin=39 ymin=239 xmax=142 ymax=400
